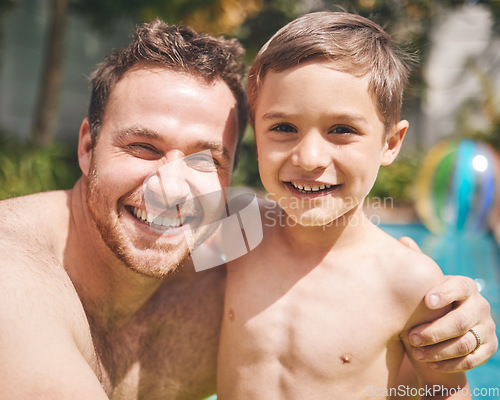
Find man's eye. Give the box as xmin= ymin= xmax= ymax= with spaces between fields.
xmin=184 ymin=154 xmax=218 ymax=172
xmin=270 ymin=124 xmax=296 ymax=133
xmin=127 ymin=143 xmax=161 ymax=157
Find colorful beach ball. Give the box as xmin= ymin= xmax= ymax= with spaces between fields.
xmin=415 ymin=139 xmax=498 ymax=235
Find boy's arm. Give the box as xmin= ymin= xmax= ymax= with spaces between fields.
xmin=399 ymin=254 xmax=470 ymax=399
xmin=399 ymin=237 xmax=497 ymax=371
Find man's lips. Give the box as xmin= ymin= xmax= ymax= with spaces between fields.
xmin=126 ymin=205 xmax=188 ymax=229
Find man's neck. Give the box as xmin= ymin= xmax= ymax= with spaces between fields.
xmin=64 ymin=178 xmax=187 ymax=330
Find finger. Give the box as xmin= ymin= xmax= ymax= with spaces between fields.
xmin=423 ymin=275 xmax=477 ymax=310
xmin=410 ymin=331 xmax=479 ymax=362
xmin=424 ymin=348 xmax=494 ymax=372
xmin=408 ymin=305 xmax=480 ymax=347
xmin=398 ymin=236 xmax=421 ymax=252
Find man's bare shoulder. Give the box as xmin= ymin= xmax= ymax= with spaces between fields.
xmin=0 ymin=192 xmax=103 ymax=397
xmin=0 ymin=189 xmax=71 ymax=238
xmin=0 ymin=190 xmax=91 ymax=351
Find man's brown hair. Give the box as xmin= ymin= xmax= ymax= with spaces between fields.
xmin=247 ymin=11 xmax=412 ymax=131
xmin=88 ymin=19 xmax=247 ymax=158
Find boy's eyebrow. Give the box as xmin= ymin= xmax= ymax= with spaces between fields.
xmin=261 ymin=111 xmax=369 ymax=124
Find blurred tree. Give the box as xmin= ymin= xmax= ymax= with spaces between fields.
xmin=0 ymin=0 xmax=16 ymax=50
xmin=71 ymin=0 xmax=262 ymax=35
xmin=30 ymin=0 xmax=68 ymax=147
xmin=457 ymin=59 xmax=500 ymax=151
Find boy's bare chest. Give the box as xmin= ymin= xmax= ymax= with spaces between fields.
xmin=222 ymin=261 xmax=407 ymax=387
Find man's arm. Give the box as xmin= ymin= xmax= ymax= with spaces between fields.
xmin=399 ymin=253 xmax=469 ymax=399
xmin=0 ymin=246 xmax=108 ymax=399
xmin=399 ymin=236 xmax=498 ymax=372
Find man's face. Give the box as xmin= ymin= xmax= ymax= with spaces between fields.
xmin=254 ymin=59 xmax=404 ymax=227
xmin=83 ymin=66 xmax=238 ymax=277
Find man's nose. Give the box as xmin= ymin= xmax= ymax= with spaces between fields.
xmin=145 ymin=159 xmax=190 ymax=208
xmin=291 ymin=131 xmax=332 ymax=171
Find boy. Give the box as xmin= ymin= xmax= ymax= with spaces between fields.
xmin=217 ymin=12 xmax=470 ymax=398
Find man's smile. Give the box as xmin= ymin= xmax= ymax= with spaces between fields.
xmin=127 ymin=205 xmax=188 ymax=231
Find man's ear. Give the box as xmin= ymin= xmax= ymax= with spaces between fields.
xmin=78 ymin=118 xmax=93 ymax=176
xmin=381 ymin=120 xmax=408 ymax=166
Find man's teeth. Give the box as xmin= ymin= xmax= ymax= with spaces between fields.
xmin=131 ymin=206 xmax=185 ymax=227
xmin=291 ymin=183 xmax=333 ymax=192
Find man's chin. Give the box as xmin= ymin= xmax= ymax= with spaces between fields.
xmin=118 ymin=248 xmax=192 ymax=279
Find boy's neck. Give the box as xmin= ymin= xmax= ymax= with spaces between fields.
xmin=278 ymin=205 xmax=373 ymax=252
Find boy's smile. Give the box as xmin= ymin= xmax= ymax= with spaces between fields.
xmin=254 ymin=59 xmax=406 ymax=227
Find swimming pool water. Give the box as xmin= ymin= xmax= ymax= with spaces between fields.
xmin=381 ymin=223 xmax=500 ymax=398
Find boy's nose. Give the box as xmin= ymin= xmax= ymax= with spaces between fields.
xmin=291 ymin=132 xmax=331 ymax=171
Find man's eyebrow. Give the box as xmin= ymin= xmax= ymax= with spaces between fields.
xmin=195 ymin=140 xmax=232 ymax=162
xmin=115 ymin=126 xmax=160 ymax=141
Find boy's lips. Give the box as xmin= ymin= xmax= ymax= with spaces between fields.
xmin=285 ymin=181 xmax=342 ymax=196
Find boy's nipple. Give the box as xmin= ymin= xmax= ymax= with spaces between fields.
xmin=340 ymin=352 xmax=353 ymax=364
xmin=228 ymin=309 xmax=235 ymax=321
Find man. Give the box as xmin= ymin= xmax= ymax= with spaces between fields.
xmin=0 ymin=20 xmax=496 ymax=400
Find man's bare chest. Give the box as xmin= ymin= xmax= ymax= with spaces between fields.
xmin=86 ymin=273 xmax=226 ymax=400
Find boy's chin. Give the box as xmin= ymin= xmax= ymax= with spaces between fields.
xmin=287 ymin=212 xmax=338 ymax=227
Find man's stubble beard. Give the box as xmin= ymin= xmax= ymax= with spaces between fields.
xmin=85 ymin=160 xmax=191 ymax=278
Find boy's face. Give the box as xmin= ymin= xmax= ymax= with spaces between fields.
xmin=254 ymin=59 xmax=406 ymax=227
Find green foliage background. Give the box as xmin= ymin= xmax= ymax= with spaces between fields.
xmin=2 ymin=0 xmax=500 ymax=203
xmin=0 ymin=131 xmax=80 ymax=200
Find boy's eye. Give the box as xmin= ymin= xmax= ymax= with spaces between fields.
xmin=330 ymin=125 xmax=357 ymax=135
xmin=270 ymin=123 xmax=297 ymax=133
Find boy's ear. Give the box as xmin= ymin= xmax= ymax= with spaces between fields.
xmin=78 ymin=118 xmax=93 ymax=177
xmin=380 ymin=120 xmax=408 ymax=166
xmin=249 ymin=119 xmax=258 ymax=160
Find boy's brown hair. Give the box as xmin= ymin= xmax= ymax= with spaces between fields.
xmin=247 ymin=11 xmax=412 ymax=131
xmin=88 ymin=19 xmax=248 ymax=157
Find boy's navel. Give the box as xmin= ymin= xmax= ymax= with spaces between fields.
xmin=340 ymin=352 xmax=353 ymax=364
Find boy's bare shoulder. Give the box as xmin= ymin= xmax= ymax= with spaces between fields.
xmin=373 ymin=227 xmax=445 ymax=309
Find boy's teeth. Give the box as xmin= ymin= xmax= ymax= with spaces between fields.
xmin=131 ymin=206 xmax=185 ymax=228
xmin=291 ymin=182 xmax=332 ymax=192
